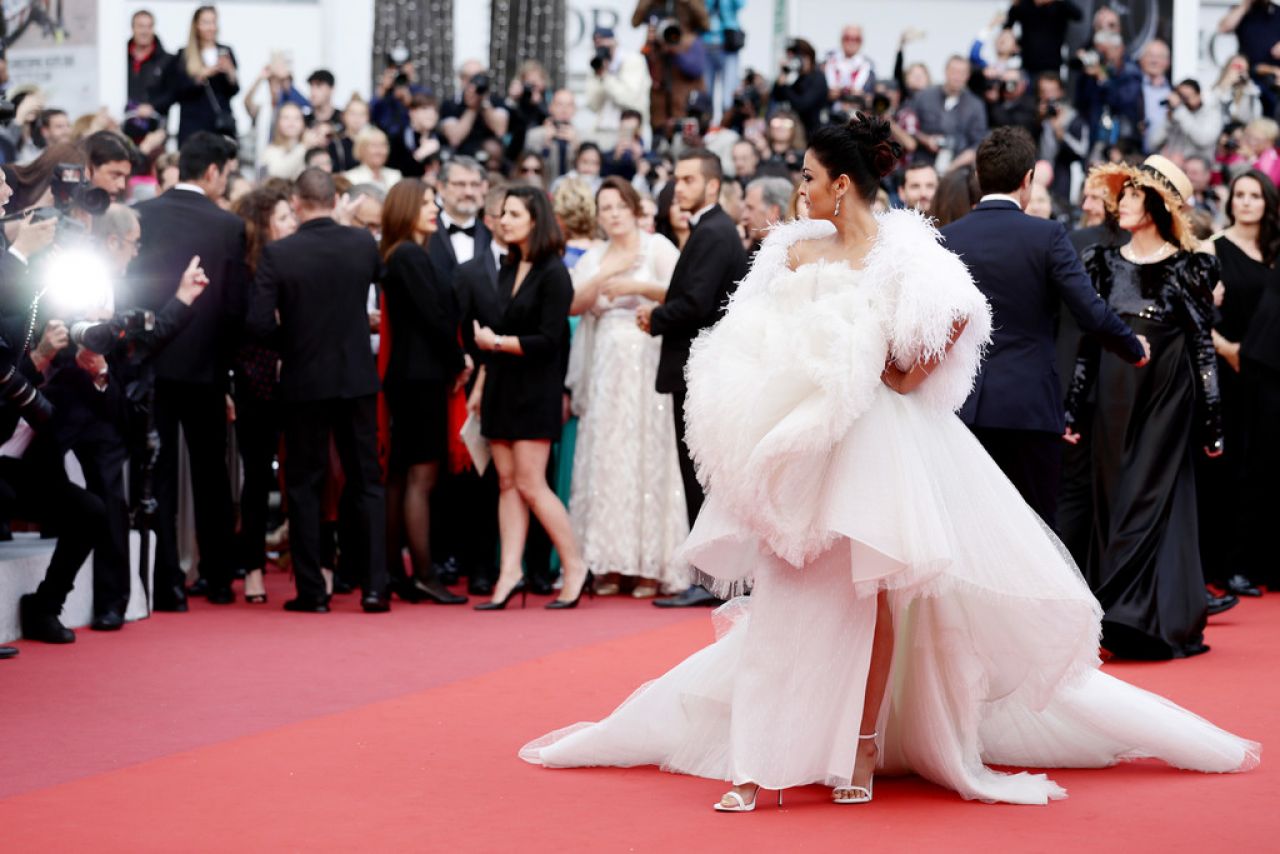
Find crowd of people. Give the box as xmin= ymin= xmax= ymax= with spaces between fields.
xmin=0 ymin=2 xmax=1277 ymax=663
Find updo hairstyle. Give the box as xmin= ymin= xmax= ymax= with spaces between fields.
xmin=807 ymin=115 xmax=902 ymax=202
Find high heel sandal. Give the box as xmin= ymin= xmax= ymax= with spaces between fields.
xmin=474 ymin=580 xmax=527 ymax=611
xmin=832 ymin=732 xmax=878 ymax=804
xmin=713 ymin=785 xmax=784 ymax=813
xmin=546 ymin=570 xmax=595 ymax=610
xmin=244 ymin=570 xmax=268 ymax=604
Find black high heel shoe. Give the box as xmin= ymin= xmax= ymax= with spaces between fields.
xmin=546 ymin=570 xmax=595 ymax=610
xmin=474 ymin=580 xmax=527 ymax=611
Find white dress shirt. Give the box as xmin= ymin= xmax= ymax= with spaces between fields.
xmin=440 ymin=210 xmax=478 ymax=264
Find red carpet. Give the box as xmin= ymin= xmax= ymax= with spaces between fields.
xmin=1 ymin=573 xmax=1273 ymax=852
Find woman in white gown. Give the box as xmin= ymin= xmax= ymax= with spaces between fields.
xmin=566 ymin=177 xmax=690 ymax=597
xmin=520 ymin=117 xmax=1260 ymax=808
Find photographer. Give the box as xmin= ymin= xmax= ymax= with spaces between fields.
xmin=29 ymin=205 xmax=211 ymax=632
xmin=585 ymin=27 xmax=651 ymax=151
xmin=1154 ymin=79 xmax=1223 ymax=163
xmin=0 ymin=165 xmax=105 ymax=645
xmin=83 ymin=131 xmax=135 ymax=202
xmin=1218 ymin=0 xmax=1280 ymax=114
xmin=1035 ymin=73 xmax=1088 ymax=202
xmin=632 ymin=0 xmax=711 ymax=141
xmin=908 ymin=56 xmax=989 ymax=172
xmin=1073 ymin=29 xmax=1142 ymax=155
xmin=388 ymin=94 xmax=444 ymax=178
xmin=770 ymin=39 xmax=828 ymax=139
xmin=525 ymin=89 xmax=580 ymax=180
xmin=440 ymin=60 xmax=510 ymax=159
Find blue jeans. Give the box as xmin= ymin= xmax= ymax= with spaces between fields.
xmin=703 ymin=44 xmax=741 ymax=113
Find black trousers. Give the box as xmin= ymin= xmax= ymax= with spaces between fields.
xmin=969 ymin=426 xmax=1063 ymax=529
xmin=233 ymin=395 xmax=279 ymax=572
xmin=0 ymin=449 xmax=107 ymax=616
xmin=282 ymin=395 xmax=387 ymax=601
xmin=670 ymin=385 xmax=703 ymax=529
xmin=76 ymin=440 xmax=132 ymax=618
xmin=153 ymin=379 xmax=235 ymax=596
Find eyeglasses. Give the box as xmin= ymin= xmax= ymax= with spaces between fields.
xmin=521 ymin=166 xmax=543 ymax=175
xmin=446 ymin=179 xmax=484 ymax=190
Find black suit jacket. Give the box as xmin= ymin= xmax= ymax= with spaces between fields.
xmin=649 ymin=205 xmax=747 ymax=394
xmin=133 ymin=188 xmax=248 ymax=386
xmin=381 ymin=242 xmax=464 ymax=389
xmin=246 ymin=218 xmax=382 ymax=402
xmin=456 ymin=246 xmax=503 ymax=365
xmin=941 ymin=200 xmax=1145 ymax=433
xmin=427 ymin=221 xmax=493 ymax=286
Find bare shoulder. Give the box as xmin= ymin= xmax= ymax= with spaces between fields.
xmin=786 ymin=236 xmax=833 ymax=271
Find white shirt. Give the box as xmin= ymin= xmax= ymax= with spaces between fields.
xmin=979 ymin=193 xmax=1023 ymax=209
xmin=173 ymin=182 xmax=206 ymax=196
xmin=689 ymin=203 xmax=716 ymax=227
xmin=490 ymin=241 xmax=507 ymax=269
xmin=440 ymin=210 xmax=478 ymax=264
xmin=825 ymin=50 xmax=875 ymax=94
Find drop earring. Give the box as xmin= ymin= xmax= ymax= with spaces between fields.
xmin=834 ymin=195 xmax=842 ymax=217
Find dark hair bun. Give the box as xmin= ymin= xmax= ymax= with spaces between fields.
xmin=847 ymin=114 xmax=902 ymax=180
xmin=808 ymin=113 xmax=903 ymax=202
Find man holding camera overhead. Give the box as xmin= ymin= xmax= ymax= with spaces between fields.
xmin=440 ymin=59 xmax=510 ymax=159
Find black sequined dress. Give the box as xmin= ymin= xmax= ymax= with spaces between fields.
xmin=1066 ymin=248 xmax=1223 ymax=659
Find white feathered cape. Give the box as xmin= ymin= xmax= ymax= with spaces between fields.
xmin=682 ymin=209 xmax=993 ymax=568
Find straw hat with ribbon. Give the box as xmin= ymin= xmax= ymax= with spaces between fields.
xmin=1087 ymin=154 xmax=1198 ymax=251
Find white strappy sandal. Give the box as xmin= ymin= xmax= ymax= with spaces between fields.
xmin=832 ymin=732 xmax=878 ymax=805
xmin=713 ymin=785 xmax=783 ymax=812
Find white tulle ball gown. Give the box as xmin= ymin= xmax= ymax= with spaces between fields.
xmin=519 ymin=212 xmax=1260 ymax=804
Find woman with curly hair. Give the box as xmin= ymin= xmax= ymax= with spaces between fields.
xmin=230 ymin=185 xmax=297 ymax=603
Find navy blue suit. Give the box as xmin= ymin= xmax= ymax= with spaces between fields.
xmin=940 ymin=199 xmax=1144 ymax=524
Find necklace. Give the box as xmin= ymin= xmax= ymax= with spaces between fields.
xmin=1125 ymin=240 xmax=1172 ymax=264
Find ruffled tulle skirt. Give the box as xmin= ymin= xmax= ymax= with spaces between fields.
xmin=520 ymin=388 xmax=1260 ymax=803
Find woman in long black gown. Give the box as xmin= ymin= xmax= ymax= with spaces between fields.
xmin=1203 ymin=170 xmax=1280 ymax=598
xmin=1067 ymin=157 xmax=1223 ymax=660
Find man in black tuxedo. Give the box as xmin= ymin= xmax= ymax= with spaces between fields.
xmin=637 ymin=148 xmax=748 ymax=607
xmin=133 ymin=132 xmax=246 ymax=609
xmin=941 ymin=127 xmax=1149 ymax=527
xmin=453 ymin=185 xmax=508 ymax=596
xmin=246 ymin=169 xmax=389 ymax=613
xmin=428 ymin=157 xmax=491 ymax=282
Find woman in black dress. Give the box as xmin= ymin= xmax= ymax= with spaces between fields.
xmin=1067 ymin=157 xmax=1223 ymax=659
xmin=1207 ymin=170 xmax=1280 ymax=595
xmin=157 ymin=6 xmax=239 ymax=145
xmin=380 ymin=178 xmax=469 ymax=604
xmin=230 ymin=185 xmax=297 ymax=604
xmin=469 ymin=186 xmax=591 ymax=610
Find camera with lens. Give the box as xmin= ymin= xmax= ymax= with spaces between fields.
xmin=1045 ymin=102 xmax=1060 ymax=119
xmin=0 ymin=338 xmax=54 ymax=428
xmin=28 ymin=163 xmax=111 ymax=242
xmin=0 ymin=96 xmax=17 ymax=126
xmin=871 ymin=92 xmax=892 ymax=116
xmin=471 ymin=73 xmax=492 ymax=97
xmin=1069 ymin=49 xmax=1100 ymax=72
xmin=590 ymin=45 xmax=614 ymax=74
xmin=69 ymin=309 xmax=155 ymax=357
xmin=648 ymin=14 xmax=684 ymax=47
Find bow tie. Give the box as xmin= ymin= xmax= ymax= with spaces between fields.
xmin=448 ymin=223 xmax=477 ymax=237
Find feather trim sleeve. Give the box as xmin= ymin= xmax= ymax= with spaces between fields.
xmin=878 ymin=210 xmax=993 ymax=412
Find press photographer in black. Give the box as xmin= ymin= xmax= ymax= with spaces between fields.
xmin=0 ymin=165 xmax=107 ymax=646
xmin=133 ymin=132 xmax=248 ymax=610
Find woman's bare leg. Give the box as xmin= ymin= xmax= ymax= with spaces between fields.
xmin=841 ymin=590 xmax=894 ymax=796
xmin=490 ymin=441 xmax=530 ymax=601
xmin=511 ymin=440 xmax=588 ymax=601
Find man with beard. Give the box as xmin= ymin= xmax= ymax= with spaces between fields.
xmin=636 ymin=149 xmax=747 ymax=607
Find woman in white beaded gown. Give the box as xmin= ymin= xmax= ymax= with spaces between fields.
xmin=565 ymin=177 xmax=691 ymax=598
xmin=520 ymin=117 xmax=1260 ymax=809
